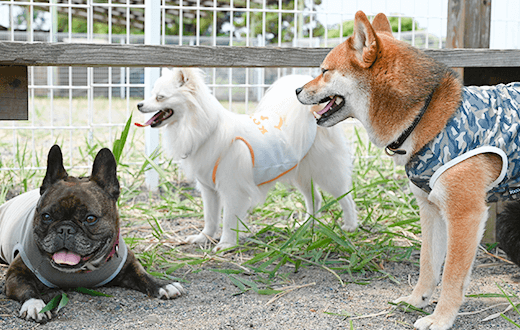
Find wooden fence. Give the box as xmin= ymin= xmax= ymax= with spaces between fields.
xmin=1 ymin=41 xmax=518 ymax=243
xmin=2 ymin=42 xmax=520 ymax=68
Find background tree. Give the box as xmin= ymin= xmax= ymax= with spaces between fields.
xmin=327 ymin=16 xmax=418 ymax=38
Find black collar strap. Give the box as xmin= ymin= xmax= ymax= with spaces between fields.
xmin=385 ymin=89 xmax=435 ymax=156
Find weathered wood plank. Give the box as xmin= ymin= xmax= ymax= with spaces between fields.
xmin=447 ymin=0 xmax=491 ymax=49
xmin=2 ymin=42 xmax=520 ymax=68
xmin=0 ymin=65 xmax=28 ymax=120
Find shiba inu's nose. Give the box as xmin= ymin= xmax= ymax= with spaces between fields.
xmin=137 ymin=102 xmax=143 ymax=110
xmin=295 ymin=87 xmax=302 ymax=95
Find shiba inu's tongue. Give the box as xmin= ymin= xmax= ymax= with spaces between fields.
xmin=134 ymin=111 xmax=163 ymax=127
xmin=53 ymin=250 xmax=81 ymax=266
xmin=317 ymin=96 xmax=337 ymax=115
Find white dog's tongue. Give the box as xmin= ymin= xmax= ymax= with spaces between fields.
xmin=134 ymin=111 xmax=162 ymax=127
xmin=317 ymin=96 xmax=337 ymax=115
xmin=53 ymin=250 xmax=81 ymax=266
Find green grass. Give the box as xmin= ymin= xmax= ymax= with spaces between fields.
xmin=1 ymin=98 xmax=423 ymax=323
xmin=120 ymin=126 xmax=422 ymax=289
xmin=0 ymin=113 xmax=422 ymax=281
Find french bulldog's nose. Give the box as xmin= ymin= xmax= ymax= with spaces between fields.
xmin=295 ymin=87 xmax=303 ymax=95
xmin=57 ymin=225 xmax=76 ymax=238
xmin=137 ymin=102 xmax=143 ymax=110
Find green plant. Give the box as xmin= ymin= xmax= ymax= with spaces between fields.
xmin=328 ymin=16 xmax=419 ymax=38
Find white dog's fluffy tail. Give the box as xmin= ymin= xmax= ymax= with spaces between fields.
xmin=256 ymin=75 xmax=317 ymax=159
xmin=257 ymin=75 xmax=315 ymax=119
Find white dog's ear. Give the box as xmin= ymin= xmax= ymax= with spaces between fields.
xmin=161 ymin=67 xmax=173 ymax=77
xmin=177 ymin=68 xmax=192 ymax=87
xmin=351 ymin=11 xmax=380 ymax=68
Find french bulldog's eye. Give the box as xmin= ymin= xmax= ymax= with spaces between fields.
xmin=85 ymin=215 xmax=98 ymax=225
xmin=42 ymin=213 xmax=52 ymax=223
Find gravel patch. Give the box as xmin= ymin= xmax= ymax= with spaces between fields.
xmin=0 ymin=248 xmax=518 ymax=329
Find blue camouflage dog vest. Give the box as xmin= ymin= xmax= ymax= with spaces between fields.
xmin=406 ymin=82 xmax=520 ymax=203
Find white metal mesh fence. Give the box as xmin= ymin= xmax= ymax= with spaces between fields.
xmin=0 ymin=0 xmax=516 ymax=183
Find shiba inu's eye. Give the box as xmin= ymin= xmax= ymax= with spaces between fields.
xmin=42 ymin=213 xmax=52 ymax=223
xmin=85 ymin=215 xmax=98 ymax=225
xmin=321 ymin=68 xmax=329 ymax=75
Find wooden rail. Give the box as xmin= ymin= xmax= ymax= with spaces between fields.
xmin=2 ymin=41 xmax=520 ymax=68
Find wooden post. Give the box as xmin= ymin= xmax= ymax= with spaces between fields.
xmin=447 ymin=0 xmax=500 ymax=244
xmin=0 ymin=65 xmax=28 ymax=120
xmin=447 ymin=0 xmax=491 ymax=49
xmin=446 ymin=0 xmax=492 ymax=81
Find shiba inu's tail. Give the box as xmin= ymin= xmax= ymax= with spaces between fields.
xmin=497 ymin=200 xmax=520 ymax=267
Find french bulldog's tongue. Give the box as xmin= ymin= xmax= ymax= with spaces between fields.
xmin=317 ymin=96 xmax=337 ymax=115
xmin=134 ymin=111 xmax=162 ymax=127
xmin=53 ymin=250 xmax=81 ymax=266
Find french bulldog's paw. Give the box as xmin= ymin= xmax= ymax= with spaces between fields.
xmin=212 ymin=241 xmax=236 ymax=253
xmin=186 ymin=233 xmax=210 ymax=244
xmin=414 ymin=314 xmax=454 ymax=330
xmin=158 ymin=283 xmax=185 ymax=299
xmin=393 ymin=294 xmax=430 ymax=309
xmin=341 ymin=220 xmax=358 ymax=232
xmin=20 ymin=298 xmax=52 ymax=323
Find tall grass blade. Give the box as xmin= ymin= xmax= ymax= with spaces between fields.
xmin=112 ymin=113 xmax=133 ymax=165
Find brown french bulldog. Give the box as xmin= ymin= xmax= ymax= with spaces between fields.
xmin=0 ymin=145 xmax=184 ymax=322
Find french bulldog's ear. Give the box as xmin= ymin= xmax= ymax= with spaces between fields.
xmin=41 ymin=145 xmax=68 ymax=195
xmin=90 ymin=148 xmax=120 ymax=200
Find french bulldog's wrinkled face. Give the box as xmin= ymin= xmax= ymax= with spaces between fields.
xmin=34 ymin=145 xmax=120 ymax=273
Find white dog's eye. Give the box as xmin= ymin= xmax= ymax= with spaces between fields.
xmin=156 ymin=95 xmax=164 ymax=101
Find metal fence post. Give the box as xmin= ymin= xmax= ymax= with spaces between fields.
xmin=144 ymin=0 xmax=160 ymax=191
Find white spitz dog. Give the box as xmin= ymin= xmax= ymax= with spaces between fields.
xmin=137 ymin=68 xmax=357 ymax=251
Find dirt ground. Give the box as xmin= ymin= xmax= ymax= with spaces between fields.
xmin=0 ymin=244 xmax=519 ymax=330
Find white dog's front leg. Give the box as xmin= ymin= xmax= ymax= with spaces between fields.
xmin=394 ymin=185 xmax=446 ymax=308
xmin=186 ymin=184 xmax=221 ymax=244
xmin=294 ymin=179 xmax=322 ymax=220
xmin=214 ymin=195 xmax=250 ymax=252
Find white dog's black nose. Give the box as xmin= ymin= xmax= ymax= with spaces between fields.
xmin=137 ymin=102 xmax=143 ymax=110
xmin=295 ymin=87 xmax=303 ymax=95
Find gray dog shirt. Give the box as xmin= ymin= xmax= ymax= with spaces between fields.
xmin=0 ymin=189 xmax=128 ymax=288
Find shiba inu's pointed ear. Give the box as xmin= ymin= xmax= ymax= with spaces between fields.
xmin=372 ymin=13 xmax=393 ymax=36
xmin=41 ymin=145 xmax=68 ymax=195
xmin=352 ymin=11 xmax=379 ymax=68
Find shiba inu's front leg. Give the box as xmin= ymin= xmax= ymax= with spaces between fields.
xmin=413 ymin=155 xmax=498 ymax=330
xmin=394 ymin=184 xmax=446 ymax=308
xmin=186 ymin=184 xmax=221 ymax=244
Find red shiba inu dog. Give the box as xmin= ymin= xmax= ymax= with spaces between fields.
xmin=297 ymin=10 xmax=520 ymax=330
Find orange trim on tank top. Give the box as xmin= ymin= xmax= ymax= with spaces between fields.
xmin=257 ymin=163 xmax=298 ymax=186
xmin=212 ymin=137 xmax=255 ymax=185
xmin=234 ymin=137 xmax=255 ymax=166
xmin=212 ymin=136 xmax=304 ymax=186
xmin=212 ymin=156 xmax=221 ymax=184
